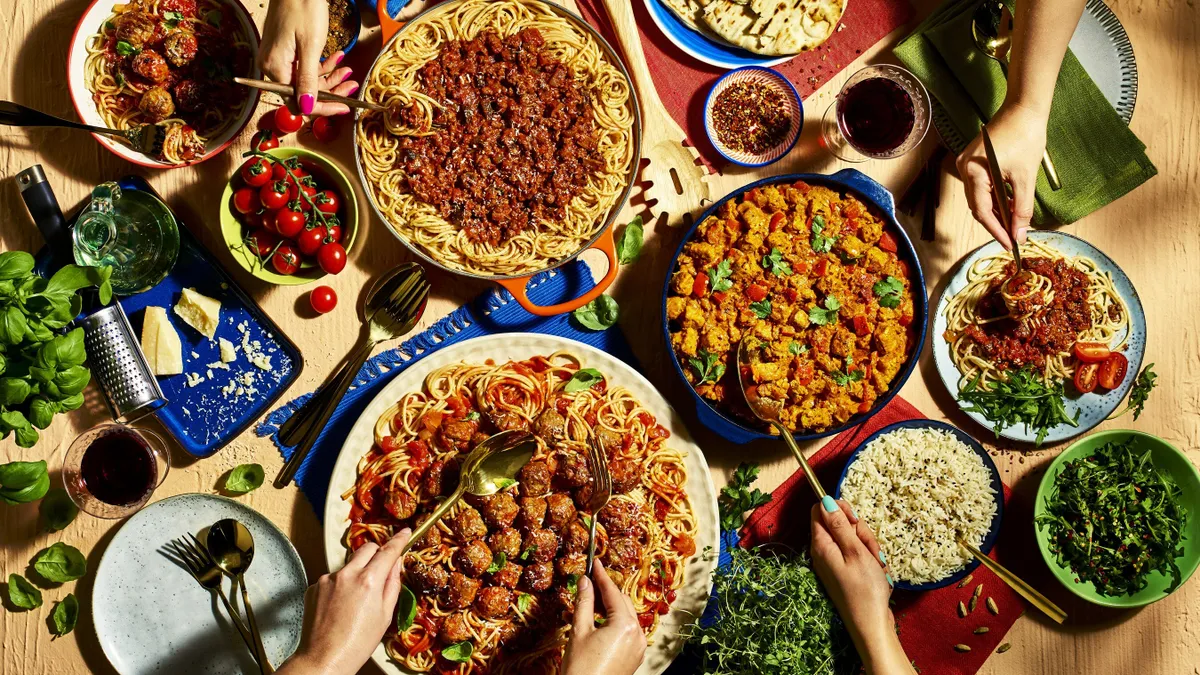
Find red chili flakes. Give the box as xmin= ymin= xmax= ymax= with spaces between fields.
xmin=711 ymin=81 xmax=792 ymax=155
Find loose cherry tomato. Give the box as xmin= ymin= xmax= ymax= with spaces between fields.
xmin=878 ymin=231 xmax=898 ymax=253
xmin=309 ymin=285 xmax=337 ymax=314
xmin=271 ymin=243 xmax=301 ymax=275
xmin=746 ymin=284 xmax=767 ymax=302
xmin=1073 ymin=342 xmax=1111 ymax=363
xmin=251 ymin=128 xmax=279 ymax=151
xmin=311 ymin=116 xmax=338 ymax=142
xmin=232 ymin=187 xmax=260 ymax=215
xmin=273 ymin=105 xmax=304 ymax=134
xmin=1098 ymin=352 xmax=1128 ymax=390
xmin=297 ymin=226 xmax=327 ymax=256
xmin=313 ymin=190 xmax=340 ymax=214
xmin=259 ymin=180 xmax=290 ymax=211
xmin=259 ymin=208 xmax=280 ymax=233
xmin=274 ymin=207 xmax=307 ymax=239
xmin=247 ymin=229 xmax=278 ymax=257
xmin=318 ymin=241 xmax=347 ymax=275
xmin=1074 ymin=362 xmax=1099 ymax=394
xmin=240 ymin=158 xmax=272 ymax=187
xmin=691 ymin=273 xmax=708 ymax=298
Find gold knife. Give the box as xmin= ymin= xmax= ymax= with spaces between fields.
xmin=233 ymin=77 xmax=384 ymax=113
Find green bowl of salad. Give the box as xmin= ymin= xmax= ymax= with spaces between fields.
xmin=1034 ymin=430 xmax=1200 ymax=607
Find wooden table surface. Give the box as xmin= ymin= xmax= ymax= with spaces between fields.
xmin=3 ymin=0 xmax=1199 ymax=673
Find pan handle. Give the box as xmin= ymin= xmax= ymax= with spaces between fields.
xmin=495 ymin=227 xmax=618 ymax=317
xmin=378 ymin=0 xmax=405 ymax=44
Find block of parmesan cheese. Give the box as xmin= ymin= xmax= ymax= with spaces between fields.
xmin=174 ymin=288 xmax=221 ymax=339
xmin=140 ymin=306 xmax=183 ymax=376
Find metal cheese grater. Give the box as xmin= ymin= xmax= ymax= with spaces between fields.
xmin=81 ymin=303 xmax=167 ymax=424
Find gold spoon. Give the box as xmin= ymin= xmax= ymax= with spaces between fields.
xmin=736 ymin=338 xmax=826 ymax=498
xmin=401 ymin=430 xmax=537 ymax=555
xmin=958 ymin=539 xmax=1067 ymax=624
xmin=970 ymin=1 xmax=1063 ymax=191
xmin=206 ymin=520 xmax=274 ymax=674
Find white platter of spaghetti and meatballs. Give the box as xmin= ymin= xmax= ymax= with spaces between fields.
xmin=323 ymin=333 xmax=719 ymax=675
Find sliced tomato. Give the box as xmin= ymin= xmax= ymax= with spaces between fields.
xmin=746 ymin=188 xmax=760 ymax=203
xmin=673 ymin=533 xmax=696 ymax=556
xmin=1074 ymin=362 xmax=1100 ymax=394
xmin=898 ymin=313 xmax=913 ymax=327
xmin=1073 ymin=342 xmax=1111 ymax=363
xmin=878 ymin=231 xmax=898 ymax=253
xmin=795 ymin=362 xmax=815 ymax=386
xmin=814 ymin=258 xmax=828 ymax=276
xmin=858 ymin=399 xmax=872 ymax=414
xmin=784 ymin=287 xmax=799 ymax=302
xmin=746 ymin=284 xmax=767 ymax=302
xmin=637 ymin=612 xmax=655 ymax=629
xmin=791 ymin=180 xmax=811 ymax=193
xmin=1098 ymin=352 xmax=1128 ymax=390
xmin=724 ymin=218 xmax=741 ymax=233
xmin=711 ymin=291 xmax=727 ymax=303
xmin=692 ymin=273 xmax=708 ymax=298
xmin=768 ymin=212 xmax=785 ymax=232
xmin=853 ymin=315 xmax=870 ymax=336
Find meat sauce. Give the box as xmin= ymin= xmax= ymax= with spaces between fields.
xmin=396 ymin=28 xmax=604 ymax=246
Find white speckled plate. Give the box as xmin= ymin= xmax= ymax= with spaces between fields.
xmin=323 ymin=333 xmax=720 ymax=675
xmin=92 ymin=494 xmax=307 ymax=675
xmin=932 ymin=231 xmax=1146 ymax=445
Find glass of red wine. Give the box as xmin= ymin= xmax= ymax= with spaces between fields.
xmin=821 ymin=64 xmax=931 ymax=162
xmin=62 ymin=423 xmax=171 ymax=519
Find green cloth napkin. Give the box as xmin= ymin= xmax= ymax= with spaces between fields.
xmin=894 ymin=0 xmax=1157 ymax=224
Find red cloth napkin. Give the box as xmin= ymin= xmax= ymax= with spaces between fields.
xmin=741 ymin=397 xmax=1031 ymax=675
xmin=573 ymin=0 xmax=916 ymax=168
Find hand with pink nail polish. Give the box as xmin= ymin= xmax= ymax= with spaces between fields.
xmin=259 ymin=0 xmax=360 ymax=117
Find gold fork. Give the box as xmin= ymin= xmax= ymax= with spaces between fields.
xmin=164 ymin=536 xmax=258 ymax=664
xmin=583 ymin=433 xmax=613 ymax=575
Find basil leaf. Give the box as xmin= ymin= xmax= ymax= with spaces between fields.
xmin=0 ymin=252 xmax=35 ymax=281
xmin=40 ymin=489 xmax=79 ymax=533
xmin=53 ymin=366 xmax=91 ymax=397
xmin=441 ymin=640 xmax=473 ymax=663
xmin=33 ymin=542 xmax=88 ymax=583
xmin=115 ymin=41 xmax=138 ymax=57
xmin=224 ymin=464 xmax=265 ymax=495
xmin=396 ymin=585 xmax=417 ymax=632
xmin=516 ymin=592 xmax=532 ymax=613
xmin=0 ymin=470 xmax=49 ymax=505
xmin=51 ymin=593 xmax=79 ymax=637
xmin=204 ymin=9 xmax=222 ymax=26
xmin=616 ymin=216 xmax=644 ymax=265
xmin=7 ymin=574 xmax=42 ymax=610
xmin=0 ymin=460 xmax=49 ymax=504
xmin=3 ymin=306 xmax=28 ymax=345
xmin=572 ymin=295 xmax=619 ymax=331
xmin=486 ymin=551 xmax=507 ymax=575
xmin=567 ymin=574 xmax=579 ymax=596
xmin=28 ymin=397 xmax=58 ymax=430
xmin=163 ymin=10 xmax=184 ymax=27
xmin=564 ymin=368 xmax=604 ymax=394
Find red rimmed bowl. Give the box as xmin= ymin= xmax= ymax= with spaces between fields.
xmin=67 ymin=0 xmax=262 ymax=169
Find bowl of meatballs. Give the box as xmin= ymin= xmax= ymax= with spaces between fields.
xmin=68 ymin=0 xmax=261 ymax=168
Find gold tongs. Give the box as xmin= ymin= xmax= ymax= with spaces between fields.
xmin=981 ymin=124 xmax=1021 ymax=277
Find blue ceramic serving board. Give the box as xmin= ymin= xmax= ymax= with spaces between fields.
xmin=40 ymin=176 xmax=303 ymax=458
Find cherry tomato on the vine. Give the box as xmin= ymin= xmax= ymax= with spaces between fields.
xmin=247 ymin=229 xmax=278 ymax=258
xmin=288 ymin=179 xmax=318 ymax=210
xmin=297 ymin=226 xmax=327 ymax=257
xmin=240 ymin=158 xmax=272 ymax=187
xmin=324 ymin=222 xmax=343 ymax=243
xmin=313 ymin=190 xmax=340 ymax=214
xmin=317 ymin=242 xmax=347 ymax=275
xmin=311 ymin=116 xmax=338 ymax=143
xmin=274 ymin=207 xmax=307 ymax=239
xmin=309 ymin=285 xmax=338 ymax=314
xmin=259 ymin=180 xmax=290 ymax=211
xmin=251 ymin=128 xmax=279 ymax=151
xmin=271 ymin=243 xmax=301 ymax=275
xmin=233 ymin=187 xmax=260 ymax=215
xmin=274 ymin=106 xmax=304 ymax=134
xmin=272 ymin=158 xmax=308 ymax=182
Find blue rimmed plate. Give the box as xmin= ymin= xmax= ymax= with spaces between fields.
xmin=834 ymin=419 xmax=1005 ymax=592
xmin=704 ymin=66 xmax=803 ymax=167
xmin=643 ymin=0 xmax=791 ymax=69
xmin=931 ymin=230 xmax=1147 ymax=445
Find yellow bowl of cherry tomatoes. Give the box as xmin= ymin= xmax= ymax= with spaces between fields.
xmin=221 ymin=145 xmax=358 ymax=285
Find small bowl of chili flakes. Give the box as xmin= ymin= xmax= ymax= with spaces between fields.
xmin=704 ymin=66 xmax=802 ymax=167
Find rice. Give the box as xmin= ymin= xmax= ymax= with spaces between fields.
xmin=840 ymin=427 xmax=998 ymax=584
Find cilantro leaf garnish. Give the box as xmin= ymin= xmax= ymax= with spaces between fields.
xmin=872 ymin=276 xmax=904 ymax=309
xmin=749 ymin=299 xmax=772 ymax=319
xmin=807 ymin=295 xmax=841 ymax=326
xmin=810 ymin=215 xmax=835 ymax=254
xmin=789 ymin=342 xmax=808 ymax=356
xmin=831 ymin=369 xmax=864 ymax=387
xmin=761 ymin=248 xmax=793 ymax=277
xmin=706 ymin=259 xmax=734 ymax=293
xmin=717 ymin=462 xmax=772 ymax=532
xmin=688 ymin=349 xmax=725 ymax=385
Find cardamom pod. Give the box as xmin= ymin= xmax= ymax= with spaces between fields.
xmin=957 ymin=574 xmax=974 ymax=589
xmin=969 ymin=595 xmax=978 ymax=613
xmin=997 ymin=642 xmax=1012 ymax=654
xmin=958 ymin=601 xmax=968 ymax=617
xmin=987 ymin=597 xmax=999 ymax=615
xmin=954 ymin=644 xmax=972 ymax=653
xmin=974 ymin=626 xmax=990 ymax=634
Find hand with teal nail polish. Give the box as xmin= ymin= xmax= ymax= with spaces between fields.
xmin=811 ymin=499 xmax=915 ymax=675
xmin=259 ymin=0 xmax=360 ymax=116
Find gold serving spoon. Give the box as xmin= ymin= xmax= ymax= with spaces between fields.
xmin=958 ymin=539 xmax=1067 ymax=624
xmin=206 ymin=520 xmax=273 ymax=674
xmin=400 ymin=430 xmax=537 ymax=555
xmin=736 ymin=338 xmax=826 ymax=498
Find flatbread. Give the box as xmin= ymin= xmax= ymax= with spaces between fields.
xmin=702 ymin=0 xmax=846 ymax=56
xmin=659 ymin=0 xmax=713 ymax=35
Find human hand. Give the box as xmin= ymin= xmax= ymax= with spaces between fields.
xmin=279 ymin=529 xmax=412 ymax=675
xmin=259 ymin=0 xmax=358 ymax=115
xmin=560 ymin=560 xmax=647 ymax=675
xmin=955 ymin=101 xmax=1050 ymax=250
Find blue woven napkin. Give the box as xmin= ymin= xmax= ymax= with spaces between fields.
xmin=256 ymin=260 xmax=636 ymax=516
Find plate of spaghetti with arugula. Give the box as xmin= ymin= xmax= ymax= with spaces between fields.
xmin=323 ymin=334 xmax=718 ymax=675
xmin=933 ymin=231 xmax=1148 ymax=445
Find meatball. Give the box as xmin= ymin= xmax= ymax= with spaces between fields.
xmin=114 ymin=11 xmax=157 ymax=48
xmin=598 ymin=499 xmax=641 ymax=537
xmin=595 ymin=427 xmax=623 ymax=454
xmin=384 ymin=489 xmax=417 ymax=520
xmin=604 ymin=536 xmax=642 ymax=570
xmin=517 ymin=497 xmax=546 ymax=532
xmin=439 ymin=612 xmax=472 ymax=645
xmin=408 ymin=561 xmax=449 ymax=596
xmin=411 ymin=514 xmax=443 ymax=550
xmin=451 ymin=505 xmax=488 ymax=540
xmin=453 ymin=539 xmax=493 ymax=578
xmin=480 ymin=493 xmax=519 ymax=529
xmin=555 ymin=552 xmax=586 ymax=579
xmin=422 ymin=458 xmax=458 ymax=498
xmin=554 ymin=451 xmax=590 ymax=489
xmin=474 ymin=586 xmax=513 ymax=619
xmin=173 ymin=79 xmax=203 ymax=113
xmin=491 ymin=410 xmax=528 ymax=432
xmin=552 ymin=584 xmax=576 ymax=620
xmin=574 ymin=482 xmax=594 ymax=507
xmin=487 ymin=527 xmax=522 ymax=559
xmin=521 ymin=561 xmax=554 ymax=592
xmin=163 ymin=30 xmax=198 ymax=67
xmin=521 ymin=528 xmax=559 ymax=564
xmin=439 ymin=418 xmax=478 ymax=450
xmin=138 ymin=86 xmax=175 ymax=122
xmin=533 ymin=409 xmax=565 ymax=442
xmin=544 ymin=493 xmax=577 ymax=531
xmin=490 ymin=560 xmax=522 ymax=589
xmin=518 ymin=460 xmax=552 ymax=496
xmin=562 ymin=519 xmax=590 ymax=554
xmin=609 ymin=459 xmax=641 ymax=494
xmin=131 ymin=49 xmax=169 ymax=83
xmin=444 ymin=571 xmax=481 ymax=610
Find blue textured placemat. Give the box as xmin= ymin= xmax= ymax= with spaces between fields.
xmin=256 ymin=260 xmax=636 ymax=517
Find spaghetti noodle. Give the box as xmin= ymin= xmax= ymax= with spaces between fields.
xmin=343 ymin=352 xmax=697 ymax=674
xmin=943 ymin=239 xmax=1128 ymax=390
xmin=355 ymin=0 xmax=635 ymax=276
xmin=83 ymin=0 xmax=252 ymax=164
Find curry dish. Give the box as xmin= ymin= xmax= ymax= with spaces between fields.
xmin=666 ymin=181 xmax=916 ymax=433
